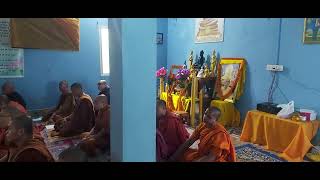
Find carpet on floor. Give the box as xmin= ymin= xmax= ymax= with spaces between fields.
xmin=235 ymin=144 xmax=286 ymax=162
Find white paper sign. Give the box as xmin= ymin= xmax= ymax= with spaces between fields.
xmin=0 ymin=18 xmax=24 ymax=78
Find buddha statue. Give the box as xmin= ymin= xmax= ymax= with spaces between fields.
xmin=197 ymin=65 xmax=205 ymax=78
xmin=194 ymin=50 xmax=205 ymax=70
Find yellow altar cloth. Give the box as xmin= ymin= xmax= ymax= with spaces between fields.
xmin=161 ymin=92 xmax=191 ymax=112
xmin=240 ymin=110 xmax=319 ymax=162
xmin=210 ymin=100 xmax=240 ymax=127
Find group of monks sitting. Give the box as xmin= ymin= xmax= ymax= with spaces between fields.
xmin=156 ymin=99 xmax=236 ymax=162
xmin=0 ymin=80 xmax=111 ymax=162
xmin=0 ymin=78 xmax=235 ymax=162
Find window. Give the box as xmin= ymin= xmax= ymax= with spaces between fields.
xmin=99 ymin=26 xmax=110 ymax=76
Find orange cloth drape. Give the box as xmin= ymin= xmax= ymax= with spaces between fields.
xmin=240 ymin=110 xmax=319 ymax=162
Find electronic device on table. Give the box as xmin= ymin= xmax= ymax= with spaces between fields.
xmin=257 ymin=102 xmax=282 ymax=115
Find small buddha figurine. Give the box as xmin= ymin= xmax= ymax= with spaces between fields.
xmin=183 ymin=60 xmax=187 ymax=69
xmin=194 ymin=50 xmax=205 ymax=70
xmin=197 ymin=65 xmax=205 ymax=78
xmin=188 ymin=51 xmax=193 ymax=69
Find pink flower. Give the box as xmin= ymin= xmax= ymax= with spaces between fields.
xmin=156 ymin=67 xmax=167 ymax=77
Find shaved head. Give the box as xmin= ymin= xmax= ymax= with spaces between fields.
xmin=203 ymin=106 xmax=221 ymax=128
xmin=156 ymin=99 xmax=167 ymax=119
xmin=2 ymin=81 xmax=15 ymax=94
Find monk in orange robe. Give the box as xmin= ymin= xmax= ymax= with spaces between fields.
xmin=78 ymin=95 xmax=110 ymax=157
xmin=156 ymin=99 xmax=189 ymax=158
xmin=51 ymin=83 xmax=95 ymax=137
xmin=0 ymin=97 xmax=26 ymax=150
xmin=169 ymin=107 xmax=236 ymax=162
xmin=1 ymin=115 xmax=54 ymax=162
xmin=43 ymin=80 xmax=75 ymax=123
xmin=156 ymin=129 xmax=169 ymax=162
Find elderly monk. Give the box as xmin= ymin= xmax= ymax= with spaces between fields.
xmin=1 ymin=115 xmax=54 ymax=162
xmin=78 ymin=95 xmax=110 ymax=157
xmin=52 ymin=83 xmax=95 ymax=137
xmin=43 ymin=80 xmax=74 ymax=123
xmin=157 ymin=99 xmax=189 ymax=158
xmin=169 ymin=107 xmax=236 ymax=162
xmin=2 ymin=81 xmax=26 ymax=109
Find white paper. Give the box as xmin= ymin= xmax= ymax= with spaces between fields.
xmin=45 ymin=125 xmax=54 ymax=130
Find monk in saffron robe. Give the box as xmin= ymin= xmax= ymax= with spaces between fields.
xmin=78 ymin=95 xmax=110 ymax=157
xmin=1 ymin=115 xmax=54 ymax=162
xmin=156 ymin=129 xmax=169 ymax=162
xmin=43 ymin=80 xmax=74 ymax=123
xmin=156 ymin=99 xmax=189 ymax=158
xmin=169 ymin=107 xmax=236 ymax=162
xmin=51 ymin=83 xmax=95 ymax=137
xmin=0 ymin=97 xmax=27 ymax=151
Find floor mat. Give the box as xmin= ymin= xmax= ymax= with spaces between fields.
xmin=235 ymin=144 xmax=286 ymax=162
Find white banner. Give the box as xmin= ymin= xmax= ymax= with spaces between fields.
xmin=0 ymin=18 xmax=24 ymax=78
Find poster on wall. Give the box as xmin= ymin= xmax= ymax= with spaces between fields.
xmin=10 ymin=18 xmax=80 ymax=51
xmin=195 ymin=18 xmax=224 ymax=43
xmin=303 ymin=18 xmax=320 ymax=44
xmin=0 ymin=18 xmax=24 ymax=78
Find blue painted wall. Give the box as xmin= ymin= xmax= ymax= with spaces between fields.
xmin=167 ymin=18 xmax=281 ymax=120
xmin=0 ymin=18 xmax=109 ymax=110
xmin=274 ymin=18 xmax=320 ymax=114
xmin=157 ymin=18 xmax=168 ymax=69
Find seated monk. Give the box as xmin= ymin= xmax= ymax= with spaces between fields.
xmin=156 ymin=99 xmax=189 ymax=158
xmin=78 ymin=95 xmax=110 ymax=157
xmin=51 ymin=83 xmax=95 ymax=137
xmin=97 ymin=80 xmax=110 ymax=105
xmin=169 ymin=107 xmax=236 ymax=162
xmin=1 ymin=115 xmax=54 ymax=162
xmin=43 ymin=80 xmax=75 ymax=123
xmin=2 ymin=81 xmax=27 ymax=109
xmin=156 ymin=129 xmax=169 ymax=162
xmin=0 ymin=95 xmax=27 ymax=114
xmin=0 ymin=99 xmax=26 ymax=150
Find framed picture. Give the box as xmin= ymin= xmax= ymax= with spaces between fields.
xmin=216 ymin=58 xmax=246 ymax=103
xmin=195 ymin=18 xmax=224 ymax=43
xmin=303 ymin=18 xmax=320 ymax=44
xmin=157 ymin=33 xmax=163 ymax=44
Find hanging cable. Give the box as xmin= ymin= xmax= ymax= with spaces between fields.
xmin=267 ymin=18 xmax=282 ymax=103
